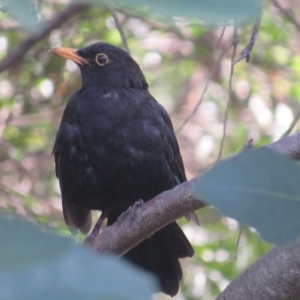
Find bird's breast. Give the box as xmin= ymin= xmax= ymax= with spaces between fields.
xmin=55 ymin=89 xmax=171 ymax=211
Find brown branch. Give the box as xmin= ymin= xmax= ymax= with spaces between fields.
xmin=267 ymin=132 xmax=300 ymax=160
xmin=233 ymin=3 xmax=262 ymax=65
xmin=115 ymin=7 xmax=186 ymax=40
xmin=85 ymin=177 xmax=204 ymax=255
xmin=271 ymin=0 xmax=300 ymax=32
xmin=0 ymin=3 xmax=89 ymax=73
xmin=85 ymin=132 xmax=300 ymax=255
xmin=216 ymin=238 xmax=300 ymax=300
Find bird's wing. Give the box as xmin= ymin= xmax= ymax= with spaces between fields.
xmin=53 ymin=142 xmax=92 ymax=235
xmin=158 ymin=103 xmax=186 ymax=184
xmin=159 ymin=103 xmax=200 ymax=225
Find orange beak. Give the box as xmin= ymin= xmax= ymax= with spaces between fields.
xmin=49 ymin=47 xmax=88 ymax=65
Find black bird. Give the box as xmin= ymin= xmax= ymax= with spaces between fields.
xmin=50 ymin=43 xmax=194 ymax=296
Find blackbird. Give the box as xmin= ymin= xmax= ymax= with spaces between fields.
xmin=50 ymin=42 xmax=194 ymax=296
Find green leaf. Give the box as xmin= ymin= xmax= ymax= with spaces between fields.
xmin=94 ymin=0 xmax=260 ymax=25
xmin=193 ymin=148 xmax=300 ymax=246
xmin=1 ymin=0 xmax=38 ymax=31
xmin=0 ymin=215 xmax=75 ymax=268
xmin=0 ymin=215 xmax=157 ymax=299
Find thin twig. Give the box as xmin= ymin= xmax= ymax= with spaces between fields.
xmin=218 ymin=24 xmax=238 ymax=160
xmin=281 ymin=106 xmax=300 ymax=138
xmin=176 ymin=27 xmax=230 ymax=133
xmin=271 ymin=0 xmax=300 ymax=31
xmin=0 ymin=3 xmax=89 ymax=73
xmin=233 ymin=4 xmax=262 ymax=65
xmin=233 ymin=226 xmax=243 ymax=261
xmin=109 ymin=6 xmax=130 ymax=54
xmin=176 ymin=48 xmax=229 ymax=133
xmin=215 ymin=24 xmax=227 ymax=50
xmin=116 ymin=7 xmax=186 ymax=40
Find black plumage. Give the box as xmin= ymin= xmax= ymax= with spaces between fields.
xmin=50 ymin=43 xmax=194 ymax=296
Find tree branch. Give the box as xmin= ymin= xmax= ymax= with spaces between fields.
xmin=216 ymin=238 xmax=300 ymax=300
xmin=233 ymin=3 xmax=262 ymax=65
xmin=271 ymin=0 xmax=300 ymax=32
xmin=85 ymin=177 xmax=205 ymax=255
xmin=0 ymin=3 xmax=89 ymax=73
xmin=85 ymin=132 xmax=300 ymax=256
xmin=267 ymin=132 xmax=300 ymax=160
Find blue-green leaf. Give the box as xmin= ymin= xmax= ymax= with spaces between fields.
xmin=92 ymin=0 xmax=260 ymax=25
xmin=1 ymin=0 xmax=38 ymax=31
xmin=0 ymin=215 xmax=157 ymax=299
xmin=193 ymin=148 xmax=300 ymax=246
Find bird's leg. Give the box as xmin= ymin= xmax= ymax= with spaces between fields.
xmin=91 ymin=211 xmax=108 ymax=236
xmin=185 ymin=212 xmax=200 ymax=226
xmin=84 ymin=211 xmax=108 ymax=245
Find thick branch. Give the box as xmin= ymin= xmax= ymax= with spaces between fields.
xmin=216 ymin=238 xmax=300 ymax=300
xmin=86 ymin=132 xmax=300 ymax=255
xmin=267 ymin=132 xmax=300 ymax=160
xmin=0 ymin=3 xmax=89 ymax=73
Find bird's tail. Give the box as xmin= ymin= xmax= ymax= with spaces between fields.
xmin=107 ymin=211 xmax=194 ymax=296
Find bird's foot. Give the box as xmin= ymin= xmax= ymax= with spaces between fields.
xmin=185 ymin=212 xmax=200 ymax=226
xmin=118 ymin=199 xmax=144 ymax=224
xmin=129 ymin=199 xmax=144 ymax=223
xmin=129 ymin=199 xmax=144 ymax=215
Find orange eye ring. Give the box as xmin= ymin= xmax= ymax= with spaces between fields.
xmin=95 ymin=53 xmax=109 ymax=66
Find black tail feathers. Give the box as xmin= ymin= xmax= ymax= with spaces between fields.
xmin=108 ymin=211 xmax=193 ymax=296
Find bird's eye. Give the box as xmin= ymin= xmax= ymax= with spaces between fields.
xmin=95 ymin=53 xmax=109 ymax=66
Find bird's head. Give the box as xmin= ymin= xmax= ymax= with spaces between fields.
xmin=50 ymin=42 xmax=148 ymax=90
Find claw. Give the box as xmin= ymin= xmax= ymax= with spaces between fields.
xmin=185 ymin=212 xmax=200 ymax=226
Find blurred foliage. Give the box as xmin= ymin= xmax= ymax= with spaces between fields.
xmin=0 ymin=215 xmax=156 ymax=299
xmin=0 ymin=0 xmax=299 ymax=299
